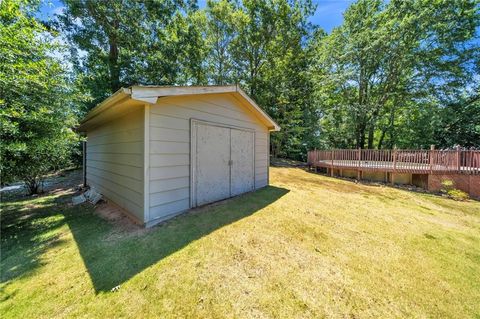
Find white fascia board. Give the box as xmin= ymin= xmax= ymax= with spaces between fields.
xmin=79 ymin=85 xmax=280 ymax=132
xmin=81 ymin=87 xmax=131 ymax=124
xmin=130 ymin=85 xmax=237 ymax=99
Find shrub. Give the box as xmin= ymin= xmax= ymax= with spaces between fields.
xmin=0 ymin=1 xmax=82 ymax=194
xmin=440 ymin=179 xmax=469 ymax=201
xmin=446 ymin=189 xmax=469 ymax=201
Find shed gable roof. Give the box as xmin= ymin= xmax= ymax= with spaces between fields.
xmin=78 ymin=85 xmax=280 ymax=132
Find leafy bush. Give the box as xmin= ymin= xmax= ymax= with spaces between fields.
xmin=440 ymin=179 xmax=454 ymax=190
xmin=440 ymin=179 xmax=469 ymax=201
xmin=0 ymin=1 xmax=81 ymax=194
xmin=2 ymin=132 xmax=79 ymax=194
xmin=446 ymin=189 xmax=469 ymax=201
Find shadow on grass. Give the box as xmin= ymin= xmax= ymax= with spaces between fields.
xmin=1 ymin=194 xmax=73 ymax=285
xmin=65 ymin=186 xmax=289 ymax=293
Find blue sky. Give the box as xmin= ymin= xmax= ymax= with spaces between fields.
xmin=38 ymin=0 xmax=355 ymax=33
xmin=309 ymin=0 xmax=355 ymax=32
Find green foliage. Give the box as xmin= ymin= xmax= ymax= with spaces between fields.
xmin=312 ymin=0 xmax=480 ymax=149
xmin=440 ymin=179 xmax=470 ymax=201
xmin=433 ymin=90 xmax=480 ymax=148
xmin=3 ymin=0 xmax=480 ymax=182
xmin=0 ymin=0 xmax=79 ymax=193
xmin=446 ymin=189 xmax=470 ymax=201
xmin=57 ymin=0 xmax=205 ymax=107
xmin=56 ymin=0 xmax=479 ymax=159
xmin=202 ymin=0 xmax=319 ymax=159
xmin=58 ymin=0 xmax=319 ymax=160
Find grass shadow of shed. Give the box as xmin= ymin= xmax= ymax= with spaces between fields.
xmin=65 ymin=186 xmax=289 ymax=293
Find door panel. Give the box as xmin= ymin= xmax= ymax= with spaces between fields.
xmin=230 ymin=129 xmax=254 ymax=196
xmin=195 ymin=123 xmax=231 ymax=206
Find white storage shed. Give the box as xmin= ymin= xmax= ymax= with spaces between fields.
xmin=78 ymin=85 xmax=280 ymax=227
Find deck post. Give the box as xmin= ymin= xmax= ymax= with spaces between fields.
xmin=391 ymin=147 xmax=397 ymax=185
xmin=456 ymin=145 xmax=461 ymax=173
xmin=429 ymin=145 xmax=435 ymax=174
xmin=311 ymin=148 xmax=316 ymax=171
xmin=357 ymin=148 xmax=361 ymax=180
xmin=330 ymin=150 xmax=334 ymax=176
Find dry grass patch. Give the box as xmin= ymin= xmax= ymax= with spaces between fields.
xmin=1 ymin=167 xmax=479 ymax=318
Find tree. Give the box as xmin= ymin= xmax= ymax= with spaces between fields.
xmin=0 ymin=0 xmax=79 ymax=194
xmin=312 ymin=0 xmax=479 ymax=149
xmin=58 ymin=0 xmax=203 ymax=109
xmin=203 ymin=0 xmax=240 ymax=85
xmin=234 ymin=0 xmax=318 ymax=159
xmin=434 ymin=90 xmax=480 ymax=148
xmin=202 ymin=0 xmax=319 ymax=159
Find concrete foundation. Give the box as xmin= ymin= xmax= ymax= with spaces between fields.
xmin=362 ymin=171 xmax=388 ymax=182
xmin=390 ymin=173 xmax=412 ymax=185
xmin=340 ymin=169 xmax=358 ymax=179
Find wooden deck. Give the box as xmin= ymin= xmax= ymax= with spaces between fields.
xmin=307 ymin=149 xmax=480 ymax=175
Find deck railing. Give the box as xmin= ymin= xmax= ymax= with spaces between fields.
xmin=307 ymin=148 xmax=480 ymax=175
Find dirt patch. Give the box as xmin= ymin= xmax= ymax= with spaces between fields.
xmin=95 ymin=201 xmax=149 ymax=240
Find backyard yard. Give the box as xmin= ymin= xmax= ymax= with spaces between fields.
xmin=1 ymin=167 xmax=479 ymax=318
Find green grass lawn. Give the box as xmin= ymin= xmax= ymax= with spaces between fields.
xmin=1 ymin=167 xmax=480 ymax=318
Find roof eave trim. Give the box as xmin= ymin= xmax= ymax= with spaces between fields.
xmin=130 ymin=85 xmax=238 ymax=101
xmin=80 ymin=87 xmax=131 ymax=124
xmin=79 ymin=85 xmax=280 ymax=132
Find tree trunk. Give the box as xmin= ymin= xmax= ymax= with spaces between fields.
xmin=108 ymin=37 xmax=120 ymax=93
xmin=378 ymin=128 xmax=386 ymax=149
xmin=25 ymin=177 xmax=40 ymax=195
xmin=367 ymin=106 xmax=381 ymax=149
xmin=356 ymin=120 xmax=366 ymax=149
xmin=367 ymin=123 xmax=375 ymax=149
xmin=378 ymin=102 xmax=397 ymax=149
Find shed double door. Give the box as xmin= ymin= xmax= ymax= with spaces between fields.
xmin=192 ymin=121 xmax=254 ymax=207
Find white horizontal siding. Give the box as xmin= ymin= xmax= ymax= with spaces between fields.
xmin=87 ymin=160 xmax=142 ymax=180
xmin=150 ymin=154 xmax=190 ymax=167
xmin=88 ymin=152 xmax=143 ymax=168
xmin=150 ymin=127 xmax=189 ymax=142
xmin=150 ymin=103 xmax=264 ymax=131
xmin=255 ymin=166 xmax=268 ymax=175
xmin=149 ymin=199 xmax=190 ymax=223
xmin=150 ymin=177 xmax=189 ymax=193
xmin=255 ymin=178 xmax=268 ymax=188
xmin=87 ymin=128 xmax=142 ymax=146
xmin=86 ymin=166 xmax=143 ymax=192
xmin=87 ymin=172 xmax=143 ymax=207
xmin=88 ymin=142 xmax=143 ymax=155
xmin=149 ymin=93 xmax=270 ymax=222
xmin=86 ymin=108 xmax=144 ymax=222
xmin=150 ymin=187 xmax=189 ymax=207
xmin=150 ymin=141 xmax=189 ymax=154
xmin=151 ymin=165 xmax=189 ymax=181
xmin=149 ymin=113 xmax=190 ymax=130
